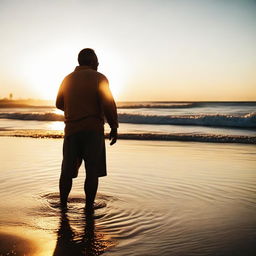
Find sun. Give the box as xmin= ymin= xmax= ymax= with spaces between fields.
xmin=105 ymin=71 xmax=125 ymax=100
xmin=22 ymin=47 xmax=127 ymax=101
xmin=21 ymin=48 xmax=72 ymax=100
xmin=98 ymin=51 xmax=127 ymax=101
xmin=27 ymin=69 xmax=64 ymax=100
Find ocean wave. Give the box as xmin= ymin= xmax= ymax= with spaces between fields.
xmin=117 ymin=102 xmax=195 ymax=109
xmin=0 ymin=112 xmax=64 ymax=121
xmin=0 ymin=112 xmax=255 ymax=129
xmin=0 ymin=129 xmax=255 ymax=144
xmin=118 ymin=112 xmax=256 ymax=128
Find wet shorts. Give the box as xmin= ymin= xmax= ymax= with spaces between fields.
xmin=61 ymin=130 xmax=106 ymax=178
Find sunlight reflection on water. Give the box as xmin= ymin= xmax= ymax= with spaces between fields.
xmin=0 ymin=138 xmax=256 ymax=255
xmin=47 ymin=121 xmax=65 ymax=131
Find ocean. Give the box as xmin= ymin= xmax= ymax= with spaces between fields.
xmin=0 ymin=101 xmax=255 ymax=143
xmin=0 ymin=102 xmax=256 ymax=256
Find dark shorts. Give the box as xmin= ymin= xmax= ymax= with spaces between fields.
xmin=61 ymin=130 xmax=106 ymax=178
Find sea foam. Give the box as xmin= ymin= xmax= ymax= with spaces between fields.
xmin=1 ymin=112 xmax=255 ymax=129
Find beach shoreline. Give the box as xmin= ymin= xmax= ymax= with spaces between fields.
xmin=0 ymin=130 xmax=255 ymax=144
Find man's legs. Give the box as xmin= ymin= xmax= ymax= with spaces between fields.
xmin=84 ymin=172 xmax=98 ymax=210
xmin=59 ymin=175 xmax=72 ymax=207
xmin=82 ymin=131 xmax=105 ymax=211
xmin=60 ymin=133 xmax=81 ymax=208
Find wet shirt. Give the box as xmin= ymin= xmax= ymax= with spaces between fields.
xmin=56 ymin=66 xmax=118 ymax=136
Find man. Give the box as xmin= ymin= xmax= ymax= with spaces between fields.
xmin=56 ymin=48 xmax=118 ymax=211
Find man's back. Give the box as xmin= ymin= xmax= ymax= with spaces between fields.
xmin=57 ymin=66 xmax=118 ymax=136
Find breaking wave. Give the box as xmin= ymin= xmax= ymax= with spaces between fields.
xmin=0 ymin=112 xmax=64 ymax=121
xmin=0 ymin=112 xmax=255 ymax=129
xmin=118 ymin=112 xmax=256 ymax=128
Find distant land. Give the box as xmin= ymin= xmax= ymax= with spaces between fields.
xmin=0 ymin=99 xmax=54 ymax=108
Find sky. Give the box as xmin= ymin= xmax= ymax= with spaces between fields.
xmin=0 ymin=0 xmax=256 ymax=101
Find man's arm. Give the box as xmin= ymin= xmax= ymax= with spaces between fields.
xmin=56 ymin=81 xmax=64 ymax=111
xmin=98 ymin=76 xmax=118 ymax=145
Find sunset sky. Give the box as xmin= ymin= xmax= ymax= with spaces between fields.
xmin=0 ymin=0 xmax=255 ymax=101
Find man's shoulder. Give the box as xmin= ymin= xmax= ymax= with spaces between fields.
xmin=96 ymin=71 xmax=108 ymax=83
xmin=62 ymin=69 xmax=108 ymax=84
xmin=63 ymin=71 xmax=75 ymax=81
xmin=80 ymin=70 xmax=108 ymax=83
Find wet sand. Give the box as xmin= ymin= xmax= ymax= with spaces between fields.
xmin=0 ymin=232 xmax=37 ymax=255
xmin=0 ymin=137 xmax=256 ymax=255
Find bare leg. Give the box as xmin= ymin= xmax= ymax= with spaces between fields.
xmin=84 ymin=174 xmax=98 ymax=211
xmin=59 ymin=175 xmax=72 ymax=207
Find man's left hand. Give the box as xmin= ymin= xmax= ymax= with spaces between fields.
xmin=109 ymin=128 xmax=117 ymax=145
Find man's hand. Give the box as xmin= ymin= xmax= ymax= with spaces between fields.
xmin=109 ymin=128 xmax=117 ymax=145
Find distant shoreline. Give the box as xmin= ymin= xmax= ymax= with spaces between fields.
xmin=0 ymin=99 xmax=53 ymax=108
xmin=0 ymin=99 xmax=256 ymax=108
xmin=0 ymin=103 xmax=53 ymax=108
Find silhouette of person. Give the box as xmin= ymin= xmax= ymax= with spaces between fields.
xmin=56 ymin=48 xmax=118 ymax=211
xmin=53 ymin=209 xmax=110 ymax=256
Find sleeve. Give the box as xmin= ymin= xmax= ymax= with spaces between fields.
xmin=98 ymin=75 xmax=119 ymax=129
xmin=55 ymin=79 xmax=65 ymax=111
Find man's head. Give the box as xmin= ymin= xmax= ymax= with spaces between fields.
xmin=78 ymin=48 xmax=98 ymax=70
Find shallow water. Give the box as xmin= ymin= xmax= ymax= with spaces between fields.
xmin=0 ymin=137 xmax=256 ymax=255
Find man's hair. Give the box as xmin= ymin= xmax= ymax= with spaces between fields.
xmin=78 ymin=48 xmax=98 ymax=66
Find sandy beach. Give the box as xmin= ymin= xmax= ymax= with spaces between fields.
xmin=0 ymin=137 xmax=255 ymax=255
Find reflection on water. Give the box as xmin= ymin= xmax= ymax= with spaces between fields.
xmin=48 ymin=121 xmax=65 ymax=131
xmin=39 ymin=193 xmax=115 ymax=256
xmin=53 ymin=209 xmax=113 ymax=256
xmin=0 ymin=232 xmax=38 ymax=256
xmin=0 ymin=138 xmax=256 ymax=256
xmin=53 ymin=109 xmax=65 ymax=116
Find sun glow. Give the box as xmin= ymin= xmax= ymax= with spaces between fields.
xmin=98 ymin=50 xmax=127 ymax=100
xmin=21 ymin=48 xmax=127 ymax=101
xmin=107 ymin=72 xmax=125 ymax=100
xmin=20 ymin=47 xmax=72 ymax=100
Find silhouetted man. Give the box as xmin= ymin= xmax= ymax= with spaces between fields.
xmin=56 ymin=48 xmax=118 ymax=212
